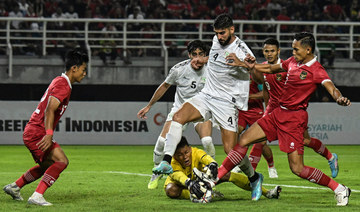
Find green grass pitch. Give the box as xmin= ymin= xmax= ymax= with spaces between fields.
xmin=0 ymin=145 xmax=359 ymax=211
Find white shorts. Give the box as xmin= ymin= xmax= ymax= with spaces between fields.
xmin=166 ymin=105 xmax=198 ymax=130
xmin=187 ymin=92 xmax=238 ymax=132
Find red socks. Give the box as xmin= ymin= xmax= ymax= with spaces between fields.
xmin=308 ymin=137 xmax=333 ymax=160
xmin=298 ymin=166 xmax=338 ymax=191
xmin=35 ymin=162 xmax=67 ymax=194
xmin=218 ymin=144 xmax=248 ymax=179
xmin=15 ymin=165 xmax=44 ymax=188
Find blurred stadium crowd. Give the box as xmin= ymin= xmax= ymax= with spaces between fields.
xmin=2 ymin=0 xmax=359 ymax=22
xmin=1 ymin=0 xmax=360 ymax=60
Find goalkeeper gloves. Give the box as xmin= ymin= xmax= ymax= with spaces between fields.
xmin=185 ymin=178 xmax=204 ymax=199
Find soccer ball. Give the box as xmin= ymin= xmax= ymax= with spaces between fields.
xmin=189 ymin=181 xmax=213 ymax=203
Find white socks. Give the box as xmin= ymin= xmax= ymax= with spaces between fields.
xmin=334 ymin=184 xmax=346 ymax=193
xmin=153 ymin=136 xmax=166 ymax=165
xmin=201 ymin=136 xmax=216 ymax=159
xmin=238 ymin=155 xmax=255 ymax=178
xmin=164 ymin=121 xmax=183 ymax=157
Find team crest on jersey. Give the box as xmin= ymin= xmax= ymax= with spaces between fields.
xmin=299 ymin=71 xmax=308 ymax=80
xmin=201 ymin=76 xmax=206 ymax=83
xmin=276 ymin=74 xmax=282 ymax=81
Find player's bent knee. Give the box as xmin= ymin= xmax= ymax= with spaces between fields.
xmin=165 ymin=184 xmax=182 ymax=198
xmin=172 ymin=113 xmax=187 ymax=125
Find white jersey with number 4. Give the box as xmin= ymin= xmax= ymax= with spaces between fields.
xmin=201 ymin=35 xmax=253 ymax=111
xmin=165 ymin=59 xmax=207 ymax=109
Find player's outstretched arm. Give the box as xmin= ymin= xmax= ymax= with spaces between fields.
xmin=191 ymin=56 xmax=209 ymax=69
xmin=323 ymin=81 xmax=351 ymax=106
xmin=137 ymin=82 xmax=171 ymax=120
xmin=37 ymin=96 xmax=60 ymax=152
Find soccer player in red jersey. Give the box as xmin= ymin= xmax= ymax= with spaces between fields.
xmin=237 ymin=76 xmax=278 ymax=178
xmin=212 ymin=32 xmax=351 ymax=206
xmin=250 ymin=38 xmax=340 ymax=179
xmin=3 ymin=49 xmax=88 ymax=206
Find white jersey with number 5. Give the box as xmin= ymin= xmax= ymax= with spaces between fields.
xmin=165 ymin=59 xmax=207 ymax=109
xmin=201 ymin=35 xmax=253 ymax=111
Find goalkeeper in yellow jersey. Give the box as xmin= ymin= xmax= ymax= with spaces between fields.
xmin=164 ymin=136 xmax=281 ymax=201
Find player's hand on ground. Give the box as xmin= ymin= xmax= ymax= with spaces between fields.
xmin=137 ymin=106 xmax=150 ymax=119
xmin=36 ymin=135 xmax=53 ymax=152
xmin=336 ymin=96 xmax=351 ymax=106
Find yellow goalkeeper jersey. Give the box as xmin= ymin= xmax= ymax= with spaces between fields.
xmin=165 ymin=147 xmax=215 ymax=187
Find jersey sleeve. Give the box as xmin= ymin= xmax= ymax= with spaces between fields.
xmin=314 ymin=66 xmax=331 ymax=84
xmin=280 ymin=57 xmax=292 ymax=72
xmin=49 ymin=80 xmax=70 ymax=102
xmin=170 ymin=160 xmax=188 ymax=186
xmin=164 ymin=66 xmax=179 ymax=85
xmin=195 ymin=148 xmax=215 ymax=165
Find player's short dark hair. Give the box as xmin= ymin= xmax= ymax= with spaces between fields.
xmin=187 ymin=40 xmax=210 ymax=56
xmin=263 ymin=38 xmax=280 ymax=49
xmin=65 ymin=49 xmax=89 ymax=71
xmin=213 ymin=13 xmax=233 ymax=29
xmin=294 ymin=32 xmax=315 ymax=53
xmin=176 ymin=136 xmax=190 ymax=151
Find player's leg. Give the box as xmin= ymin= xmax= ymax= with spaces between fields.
xmin=153 ymin=102 xmax=203 ymax=174
xmin=219 ymin=172 xmax=280 ymax=199
xmin=287 ymin=150 xmax=350 ymax=206
xmin=262 ymin=143 xmax=278 ymax=178
xmin=4 ymin=136 xmax=47 ymax=201
xmin=249 ymin=140 xmax=265 ymax=170
xmin=303 ymin=130 xmax=338 ymax=178
xmin=28 ymin=145 xmax=68 ymax=206
xmin=218 ymin=123 xmax=266 ymax=179
xmin=148 ymin=121 xmax=171 ymax=189
xmin=195 ymin=120 xmax=215 ymax=159
xmin=219 ymin=125 xmax=264 ymax=201
xmin=165 ymin=183 xmax=189 ymax=199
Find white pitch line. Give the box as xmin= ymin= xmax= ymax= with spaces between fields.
xmin=1 ymin=170 xmax=359 ymax=193
xmin=102 ymin=171 xmax=360 ymax=193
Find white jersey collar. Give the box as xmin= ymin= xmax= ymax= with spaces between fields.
xmin=299 ymin=56 xmax=317 ymax=67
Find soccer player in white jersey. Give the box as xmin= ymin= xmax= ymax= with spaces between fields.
xmin=152 ymin=13 xmax=264 ymax=201
xmin=137 ymin=40 xmax=216 ymax=189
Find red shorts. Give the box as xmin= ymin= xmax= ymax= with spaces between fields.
xmin=23 ymin=125 xmax=60 ymax=163
xmin=264 ymin=100 xmax=280 ymax=116
xmin=257 ymin=107 xmax=307 ymax=154
xmin=238 ymin=110 xmax=263 ymax=129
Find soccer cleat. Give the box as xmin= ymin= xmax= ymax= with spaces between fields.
xmin=250 ymin=173 xmax=263 ymax=201
xmin=335 ymin=186 xmax=351 ymax=206
xmin=265 ymin=185 xmax=282 ymax=199
xmin=147 ymin=174 xmax=163 ymax=189
xmin=28 ymin=193 xmax=53 ymax=206
xmin=328 ymin=153 xmax=339 ymax=178
xmin=268 ymin=166 xmax=278 ymax=178
xmin=152 ymin=161 xmax=173 ymax=175
xmin=3 ymin=183 xmax=23 ymax=201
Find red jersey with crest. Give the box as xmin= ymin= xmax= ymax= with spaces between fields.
xmin=279 ymin=56 xmax=331 ymax=110
xmin=26 ymin=73 xmax=72 ymax=133
xmin=262 ymin=59 xmax=286 ymax=111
